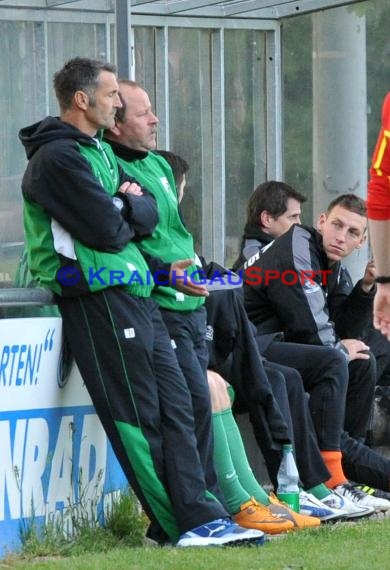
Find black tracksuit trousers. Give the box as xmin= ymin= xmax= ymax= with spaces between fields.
xmin=57 ymin=289 xmax=227 ymax=542
xmin=262 ymin=340 xmax=349 ymax=450
xmin=160 ymin=306 xmax=224 ymax=505
xmin=261 ymin=361 xmax=330 ymax=490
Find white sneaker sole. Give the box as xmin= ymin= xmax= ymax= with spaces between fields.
xmin=177 ymin=535 xmax=265 ymax=547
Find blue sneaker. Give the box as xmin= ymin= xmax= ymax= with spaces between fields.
xmin=176 ymin=518 xmax=265 ymax=547
xmin=299 ymin=491 xmax=347 ymax=522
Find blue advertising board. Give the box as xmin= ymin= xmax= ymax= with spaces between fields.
xmin=0 ymin=317 xmax=127 ymax=556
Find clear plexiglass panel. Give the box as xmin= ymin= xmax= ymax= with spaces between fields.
xmin=47 ymin=23 xmax=107 ymax=115
xmin=0 ymin=21 xmax=46 ymax=285
xmin=224 ymin=29 xmax=267 ymax=266
xmin=133 ymin=26 xmax=156 ymax=109
xmin=282 ymin=0 xmax=390 ymax=225
xmin=168 ymin=27 xmax=213 ymax=256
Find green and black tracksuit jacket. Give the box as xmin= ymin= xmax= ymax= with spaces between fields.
xmin=19 ymin=117 xmax=227 ymax=542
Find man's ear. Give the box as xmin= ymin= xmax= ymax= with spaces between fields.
xmin=355 ymin=232 xmax=367 ymax=250
xmin=74 ymin=90 xmax=89 ymax=111
xmin=260 ymin=210 xmax=272 ymax=229
xmin=316 ymin=212 xmax=327 ymax=233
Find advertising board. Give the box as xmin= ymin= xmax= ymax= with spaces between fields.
xmin=0 ymin=317 xmax=127 ymax=556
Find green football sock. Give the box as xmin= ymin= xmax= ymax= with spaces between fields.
xmin=227 ymin=384 xmax=236 ymax=403
xmin=219 ymin=408 xmax=270 ymax=506
xmin=212 ymin=410 xmax=251 ymax=514
xmin=306 ymin=482 xmax=332 ymax=500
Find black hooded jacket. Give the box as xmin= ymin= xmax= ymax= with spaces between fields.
xmin=19 ymin=116 xmax=166 ymax=296
xmin=19 ymin=116 xmax=158 ymax=252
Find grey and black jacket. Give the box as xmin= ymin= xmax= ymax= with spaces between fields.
xmin=244 ymin=224 xmax=374 ymax=357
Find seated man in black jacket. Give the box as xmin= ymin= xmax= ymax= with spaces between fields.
xmin=240 ymin=186 xmax=390 ymax=508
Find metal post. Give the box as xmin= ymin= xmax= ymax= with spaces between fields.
xmin=312 ymin=7 xmax=367 ymax=281
xmin=116 ymin=0 xmax=132 ymax=78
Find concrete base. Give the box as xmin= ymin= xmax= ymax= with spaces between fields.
xmin=235 ymin=413 xmax=272 ymax=488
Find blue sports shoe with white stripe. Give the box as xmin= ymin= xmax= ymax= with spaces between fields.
xmin=177 ymin=518 xmax=265 ymax=547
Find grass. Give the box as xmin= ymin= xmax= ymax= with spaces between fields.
xmin=2 ymin=516 xmax=390 ymax=570
xmin=4 ymin=489 xmax=148 ymax=563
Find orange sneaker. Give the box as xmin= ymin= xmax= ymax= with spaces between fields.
xmin=233 ymin=498 xmax=295 ymax=535
xmin=267 ymin=493 xmax=321 ymax=530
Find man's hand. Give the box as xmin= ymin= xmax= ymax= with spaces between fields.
xmin=340 ymin=338 xmax=370 ymax=360
xmin=373 ymin=283 xmax=390 ymax=340
xmin=118 ymin=181 xmax=143 ymax=196
xmin=361 ymin=260 xmax=376 ymax=293
xmin=169 ymin=259 xmax=209 ymax=297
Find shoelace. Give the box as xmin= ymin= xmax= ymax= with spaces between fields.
xmin=243 ymin=498 xmax=276 ymax=516
xmin=341 ymin=484 xmax=367 ymax=501
xmin=215 ymin=518 xmax=232 ymax=524
xmin=249 ymin=498 xmax=291 ymax=521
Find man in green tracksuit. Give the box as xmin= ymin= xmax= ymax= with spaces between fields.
xmin=19 ymin=57 xmax=263 ymax=548
xmin=104 ymin=80 xmax=222 ymax=514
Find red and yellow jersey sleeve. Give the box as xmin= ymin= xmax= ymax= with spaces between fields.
xmin=367 ymin=92 xmax=390 ymax=220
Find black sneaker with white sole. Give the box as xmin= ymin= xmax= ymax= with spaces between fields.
xmin=353 ymin=484 xmax=390 ymax=504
